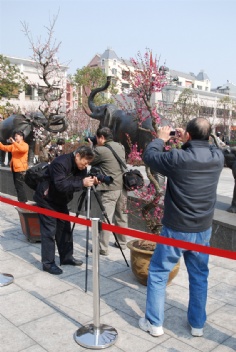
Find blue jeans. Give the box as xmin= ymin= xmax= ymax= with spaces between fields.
xmin=145 ymin=225 xmax=211 ymax=329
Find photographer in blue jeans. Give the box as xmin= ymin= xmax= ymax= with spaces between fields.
xmin=139 ymin=118 xmax=224 ymax=337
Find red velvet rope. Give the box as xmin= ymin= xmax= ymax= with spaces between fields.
xmin=1 ymin=196 xmax=235 ymax=260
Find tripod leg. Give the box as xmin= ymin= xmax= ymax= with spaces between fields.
xmin=91 ymin=186 xmax=129 ymax=267
xmin=71 ymin=190 xmax=87 ymax=234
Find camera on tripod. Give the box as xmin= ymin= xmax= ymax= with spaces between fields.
xmin=85 ymin=135 xmax=97 ymax=145
xmin=88 ymin=166 xmax=113 ymax=186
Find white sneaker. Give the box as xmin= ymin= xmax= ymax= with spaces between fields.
xmin=139 ymin=317 xmax=164 ymax=337
xmin=191 ymin=326 xmax=203 ymax=337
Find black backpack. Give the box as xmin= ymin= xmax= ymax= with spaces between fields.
xmin=24 ymin=162 xmax=49 ymax=190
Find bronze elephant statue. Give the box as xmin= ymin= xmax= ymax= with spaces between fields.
xmin=88 ymin=76 xmax=154 ymax=156
xmin=0 ymin=112 xmax=67 ymax=166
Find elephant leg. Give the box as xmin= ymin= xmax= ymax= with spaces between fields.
xmin=28 ymin=138 xmax=36 ymax=167
xmin=227 ymin=162 xmax=236 ymax=213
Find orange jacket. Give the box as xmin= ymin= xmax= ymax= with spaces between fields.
xmin=0 ymin=140 xmax=29 ymax=172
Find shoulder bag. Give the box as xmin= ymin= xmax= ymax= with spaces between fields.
xmin=105 ymin=144 xmax=144 ymax=191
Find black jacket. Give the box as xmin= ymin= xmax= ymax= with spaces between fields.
xmin=34 ymin=152 xmax=87 ymax=207
xmin=143 ymin=139 xmax=224 ymax=232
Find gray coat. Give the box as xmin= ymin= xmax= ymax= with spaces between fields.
xmin=91 ymin=141 xmax=126 ymax=191
xmin=143 ymin=139 xmax=224 ymax=232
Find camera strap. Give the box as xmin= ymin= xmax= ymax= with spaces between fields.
xmin=104 ymin=144 xmax=128 ymax=172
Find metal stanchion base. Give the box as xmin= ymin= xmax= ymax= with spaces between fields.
xmin=0 ymin=273 xmax=14 ymax=287
xmin=74 ymin=323 xmax=118 ymax=349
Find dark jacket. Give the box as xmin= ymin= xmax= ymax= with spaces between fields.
xmin=34 ymin=152 xmax=87 ymax=207
xmin=143 ymin=139 xmax=224 ymax=232
xmin=91 ymin=141 xmax=126 ymax=191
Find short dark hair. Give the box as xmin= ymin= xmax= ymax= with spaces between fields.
xmin=186 ymin=117 xmax=211 ymax=141
xmin=74 ymin=145 xmax=94 ymax=160
xmin=13 ymin=130 xmax=25 ymax=139
xmin=96 ymin=127 xmax=113 ymax=140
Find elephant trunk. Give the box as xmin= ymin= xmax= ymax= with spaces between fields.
xmin=88 ymin=76 xmax=112 ymax=115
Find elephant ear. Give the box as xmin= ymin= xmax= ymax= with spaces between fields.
xmin=104 ymin=105 xmax=116 ymax=129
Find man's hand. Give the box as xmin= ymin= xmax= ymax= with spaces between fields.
xmin=158 ymin=126 xmax=172 ymax=142
xmin=83 ymin=176 xmax=98 ymax=188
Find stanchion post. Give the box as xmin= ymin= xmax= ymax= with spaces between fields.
xmin=74 ymin=218 xmax=118 ymax=349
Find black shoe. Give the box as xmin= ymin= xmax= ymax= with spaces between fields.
xmin=60 ymin=256 xmax=83 ymax=266
xmin=43 ymin=263 xmax=63 ymax=275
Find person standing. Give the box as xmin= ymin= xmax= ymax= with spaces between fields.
xmin=33 ymin=145 xmax=98 ymax=275
xmin=139 ymin=118 xmax=224 ymax=337
xmin=0 ymin=130 xmax=28 ymax=202
xmin=89 ymin=127 xmax=128 ymax=255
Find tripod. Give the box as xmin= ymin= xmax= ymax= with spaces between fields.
xmin=71 ymin=185 xmax=129 ymax=292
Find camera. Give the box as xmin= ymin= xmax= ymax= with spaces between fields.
xmin=169 ymin=130 xmax=176 ymax=136
xmin=85 ymin=135 xmax=97 ymax=145
xmin=6 ymin=139 xmax=12 ymax=143
xmin=88 ymin=166 xmax=113 ymax=186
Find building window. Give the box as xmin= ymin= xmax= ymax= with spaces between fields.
xmin=216 ymin=108 xmax=230 ymax=118
xmin=25 ymin=84 xmax=33 ymax=100
xmin=121 ymin=83 xmax=131 ymax=93
xmin=113 ymin=59 xmax=117 ymax=65
xmin=197 ymin=85 xmax=202 ymax=90
xmin=122 ymin=70 xmax=130 ymax=80
xmin=101 ymin=59 xmax=105 ymax=66
xmin=185 ymin=81 xmax=192 ymax=88
xmin=232 ymin=110 xmax=236 ymax=119
xmin=205 ymin=87 xmax=208 ymax=91
xmin=199 ymin=106 xmax=214 ymax=116
xmin=112 ymin=68 xmax=117 ymax=75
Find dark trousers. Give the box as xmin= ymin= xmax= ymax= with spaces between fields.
xmin=13 ymin=171 xmax=27 ymax=203
xmin=38 ymin=203 xmax=73 ymax=266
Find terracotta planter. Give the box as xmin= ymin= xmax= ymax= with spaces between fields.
xmin=15 ymin=206 xmax=41 ymax=243
xmin=127 ymin=239 xmax=180 ymax=286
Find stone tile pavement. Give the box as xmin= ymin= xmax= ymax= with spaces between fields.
xmin=0 ymin=167 xmax=236 ymax=352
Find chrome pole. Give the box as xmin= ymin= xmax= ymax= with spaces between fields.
xmin=74 ymin=218 xmax=118 ymax=349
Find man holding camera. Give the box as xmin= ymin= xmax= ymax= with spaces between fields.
xmin=139 ymin=118 xmax=224 ymax=337
xmin=88 ymin=127 xmax=128 ymax=256
xmin=33 ymin=145 xmax=97 ymax=275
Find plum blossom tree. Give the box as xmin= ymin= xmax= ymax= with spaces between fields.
xmin=117 ymin=50 xmax=180 ymax=234
xmin=21 ymin=12 xmax=68 ymax=119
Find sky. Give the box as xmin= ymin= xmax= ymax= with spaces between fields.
xmin=0 ymin=0 xmax=236 ymax=88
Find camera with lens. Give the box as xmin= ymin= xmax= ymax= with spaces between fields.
xmin=88 ymin=166 xmax=113 ymax=186
xmin=85 ymin=135 xmax=97 ymax=145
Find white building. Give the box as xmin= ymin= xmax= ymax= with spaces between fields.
xmin=1 ymin=56 xmax=68 ymax=114
xmin=88 ymin=47 xmax=236 ymax=135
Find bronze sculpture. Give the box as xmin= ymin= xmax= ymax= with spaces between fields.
xmin=88 ymin=76 xmax=154 ymax=156
xmin=0 ymin=112 xmax=67 ymax=166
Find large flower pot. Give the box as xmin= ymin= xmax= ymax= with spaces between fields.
xmin=127 ymin=239 xmax=180 ymax=286
xmin=15 ymin=206 xmax=41 ymax=243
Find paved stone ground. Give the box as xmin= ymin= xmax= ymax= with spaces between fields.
xmin=0 ymin=167 xmax=235 ymax=352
